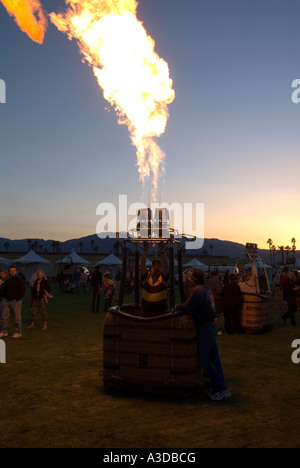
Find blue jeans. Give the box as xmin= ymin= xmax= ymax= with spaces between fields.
xmin=1 ymin=300 xmax=22 ymax=334
xmin=197 ymin=323 xmax=227 ymax=393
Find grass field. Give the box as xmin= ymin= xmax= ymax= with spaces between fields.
xmin=0 ymin=282 xmax=299 ymax=448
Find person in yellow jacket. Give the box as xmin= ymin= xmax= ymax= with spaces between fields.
xmin=140 ymin=242 xmax=169 ymax=317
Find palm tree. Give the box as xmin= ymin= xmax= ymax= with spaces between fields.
xmin=285 ymin=245 xmax=291 ymax=263
xmin=4 ymin=241 xmax=9 ymax=252
xmin=27 ymin=239 xmax=32 ymax=251
xmin=278 ymin=246 xmax=285 ymax=264
xmin=267 ymin=239 xmax=273 ymax=265
xmin=51 ymin=240 xmax=59 ymax=253
xmin=31 ymin=240 xmax=38 ymax=252
xmin=209 ymin=244 xmax=214 ymax=256
xmin=291 ymin=237 xmax=296 ymax=256
xmin=79 ymin=241 xmax=83 ymax=253
xmin=94 ymin=245 xmax=99 ymax=254
xmin=90 ymin=239 xmax=95 ymax=253
xmin=271 ymin=245 xmax=276 ymax=266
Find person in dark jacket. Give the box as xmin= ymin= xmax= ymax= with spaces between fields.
xmin=0 ymin=270 xmax=9 ymax=317
xmin=27 ymin=270 xmax=51 ymax=330
xmin=0 ymin=266 xmax=25 ymax=338
xmin=175 ymin=269 xmax=231 ymax=402
xmin=222 ymin=273 xmax=244 ymax=335
xmin=282 ymin=271 xmax=300 ymax=326
xmin=91 ymin=266 xmax=102 ymax=312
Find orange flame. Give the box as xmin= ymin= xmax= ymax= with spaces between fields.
xmin=1 ymin=0 xmax=48 ymax=43
xmin=50 ymin=0 xmax=175 ymax=200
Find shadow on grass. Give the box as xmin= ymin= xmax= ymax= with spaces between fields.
xmin=95 ymin=377 xmax=247 ymax=408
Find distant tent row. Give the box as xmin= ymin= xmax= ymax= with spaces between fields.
xmin=183 ymin=258 xmax=208 ymax=271
xmin=0 ymin=256 xmax=11 ymax=268
xmin=2 ymin=249 xmax=289 ymax=283
xmin=56 ymin=250 xmax=91 ymax=266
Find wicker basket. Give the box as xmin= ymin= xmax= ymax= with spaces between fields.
xmin=239 ymin=293 xmax=274 ymax=334
xmin=103 ymin=305 xmax=204 ymax=396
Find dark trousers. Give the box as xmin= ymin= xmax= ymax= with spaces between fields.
xmin=282 ymin=305 xmax=297 ymax=326
xmin=92 ymin=287 xmax=101 ymax=312
xmin=197 ymin=323 xmax=227 ymax=393
xmin=223 ymin=307 xmax=244 ymax=334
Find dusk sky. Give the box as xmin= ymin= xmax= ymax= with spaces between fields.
xmin=1 ymin=0 xmax=300 ymax=249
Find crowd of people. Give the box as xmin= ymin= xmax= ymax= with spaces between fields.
xmin=1 ymin=253 xmax=299 ymax=403
xmin=0 ymin=266 xmax=51 ymax=338
xmin=276 ymin=270 xmax=300 ymax=326
xmin=184 ymin=267 xmax=245 ymax=335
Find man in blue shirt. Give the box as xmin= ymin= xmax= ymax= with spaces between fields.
xmin=176 ymin=269 xmax=231 ymax=401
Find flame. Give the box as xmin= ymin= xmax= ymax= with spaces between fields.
xmin=1 ymin=0 xmax=48 ymax=43
xmin=50 ymin=0 xmax=175 ymax=200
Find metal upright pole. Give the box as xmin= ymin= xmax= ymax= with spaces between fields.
xmin=169 ymin=241 xmax=175 ymax=310
xmin=118 ymin=241 xmax=128 ymax=307
xmin=134 ymin=243 xmax=140 ymax=308
xmin=177 ymin=244 xmax=185 ymax=303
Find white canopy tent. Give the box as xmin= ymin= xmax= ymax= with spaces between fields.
xmin=213 ymin=265 xmax=237 ymax=274
xmin=95 ymin=253 xmax=122 ymax=277
xmin=183 ymin=258 xmax=209 ymax=272
xmin=13 ymin=250 xmax=51 ymax=281
xmin=95 ymin=253 xmax=122 ymax=266
xmin=56 ymin=250 xmax=90 ymax=266
xmin=245 ymin=260 xmax=272 ymax=270
xmin=0 ymin=256 xmax=11 ymax=268
xmin=294 ymin=258 xmax=300 ymax=269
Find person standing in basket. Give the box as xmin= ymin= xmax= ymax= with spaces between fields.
xmin=27 ymin=270 xmax=51 ymax=330
xmin=0 ymin=266 xmax=25 ymax=338
xmin=175 ymin=269 xmax=231 ymax=401
xmin=140 ymin=241 xmax=169 ymax=317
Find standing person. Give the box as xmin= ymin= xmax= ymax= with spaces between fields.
xmin=175 ymin=269 xmax=231 ymax=401
xmin=57 ymin=268 xmax=65 ymax=293
xmin=103 ymin=271 xmax=116 ymax=313
xmin=207 ymin=269 xmax=224 ymax=335
xmin=0 ymin=266 xmax=25 ymax=338
xmin=115 ymin=267 xmax=122 ymax=300
xmin=222 ymin=273 xmax=244 ymax=335
xmin=223 ymin=270 xmax=230 ymax=286
xmin=27 ymin=270 xmax=51 ymax=330
xmin=140 ymin=242 xmax=169 ymax=317
xmin=282 ymin=271 xmax=300 ymax=326
xmin=72 ymin=267 xmax=81 ymax=295
xmin=0 ymin=270 xmax=9 ymax=319
xmin=29 ymin=268 xmax=45 ymax=308
xmin=19 ymin=268 xmax=26 ymax=281
xmin=80 ymin=269 xmax=88 ymax=294
xmin=183 ymin=267 xmax=195 ymax=298
xmin=91 ymin=266 xmax=102 ymax=313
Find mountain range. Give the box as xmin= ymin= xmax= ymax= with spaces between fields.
xmin=0 ymin=234 xmax=289 ymax=263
